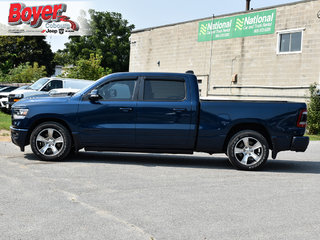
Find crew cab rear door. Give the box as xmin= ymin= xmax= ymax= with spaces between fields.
xmin=135 ymin=77 xmax=194 ymax=149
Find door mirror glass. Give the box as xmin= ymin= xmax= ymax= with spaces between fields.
xmin=88 ymin=89 xmax=102 ymax=101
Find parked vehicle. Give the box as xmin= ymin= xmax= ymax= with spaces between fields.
xmin=11 ymin=72 xmax=309 ymax=170
xmin=25 ymin=88 xmax=82 ymax=99
xmin=0 ymin=86 xmax=18 ymax=94
xmin=48 ymin=88 xmax=80 ymax=96
xmin=8 ymin=77 xmax=93 ymax=109
xmin=0 ymin=86 xmax=19 ymax=111
xmin=0 ymin=85 xmax=9 ymax=89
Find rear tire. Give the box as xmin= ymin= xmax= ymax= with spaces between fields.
xmin=227 ymin=130 xmax=269 ymax=170
xmin=30 ymin=122 xmax=71 ymax=161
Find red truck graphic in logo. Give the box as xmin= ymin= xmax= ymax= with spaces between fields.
xmin=8 ymin=3 xmax=79 ymax=31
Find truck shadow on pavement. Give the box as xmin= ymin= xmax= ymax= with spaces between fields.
xmin=24 ymin=151 xmax=320 ymax=174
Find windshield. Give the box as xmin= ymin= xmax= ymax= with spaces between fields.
xmin=28 ymin=78 xmax=49 ymax=90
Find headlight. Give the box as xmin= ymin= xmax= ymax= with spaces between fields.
xmin=13 ymin=94 xmax=24 ymax=102
xmin=12 ymin=108 xmax=29 ymax=119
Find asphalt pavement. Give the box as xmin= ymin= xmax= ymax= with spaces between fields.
xmin=0 ymin=141 xmax=319 ymax=240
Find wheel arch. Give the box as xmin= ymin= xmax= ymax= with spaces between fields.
xmin=223 ymin=123 xmax=272 ymax=152
xmin=26 ymin=118 xmax=74 ymax=146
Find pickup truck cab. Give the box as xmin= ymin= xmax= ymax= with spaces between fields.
xmin=11 ymin=72 xmax=309 ymax=170
xmin=8 ymin=77 xmax=93 ymax=109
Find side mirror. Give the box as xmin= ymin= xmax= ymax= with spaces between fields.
xmin=88 ymin=89 xmax=102 ymax=101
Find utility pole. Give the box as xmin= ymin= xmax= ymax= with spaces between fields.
xmin=208 ymin=14 xmax=215 ymax=96
xmin=246 ymin=0 xmax=251 ymax=11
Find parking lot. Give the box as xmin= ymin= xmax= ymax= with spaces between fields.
xmin=0 ymin=141 xmax=319 ymax=240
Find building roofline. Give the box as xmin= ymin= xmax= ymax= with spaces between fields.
xmin=132 ymin=0 xmax=316 ymax=34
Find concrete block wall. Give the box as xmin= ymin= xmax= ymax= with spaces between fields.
xmin=129 ymin=0 xmax=320 ymax=102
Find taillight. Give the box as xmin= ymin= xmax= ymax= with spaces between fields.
xmin=297 ymin=109 xmax=307 ymax=128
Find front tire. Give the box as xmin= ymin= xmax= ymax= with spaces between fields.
xmin=30 ymin=122 xmax=71 ymax=161
xmin=227 ymin=130 xmax=269 ymax=170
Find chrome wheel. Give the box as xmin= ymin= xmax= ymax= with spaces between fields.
xmin=35 ymin=128 xmax=64 ymax=157
xmin=234 ymin=137 xmax=263 ymax=166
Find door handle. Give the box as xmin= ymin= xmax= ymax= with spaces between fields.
xmin=119 ymin=107 xmax=133 ymax=112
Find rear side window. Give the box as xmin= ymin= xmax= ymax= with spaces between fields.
xmin=144 ymin=80 xmax=185 ymax=101
xmin=98 ymin=80 xmax=136 ymax=101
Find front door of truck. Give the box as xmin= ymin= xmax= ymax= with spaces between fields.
xmin=135 ymin=77 xmax=194 ymax=149
xmin=77 ymin=78 xmax=138 ymax=148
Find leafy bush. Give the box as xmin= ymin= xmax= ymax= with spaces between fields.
xmin=0 ymin=60 xmax=13 ymax=75
xmin=307 ymin=83 xmax=320 ymax=135
xmin=5 ymin=62 xmax=47 ymax=83
xmin=0 ymin=71 xmax=8 ymax=82
xmin=62 ymin=54 xmax=111 ymax=80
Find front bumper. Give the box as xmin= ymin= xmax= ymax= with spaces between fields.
xmin=291 ymin=136 xmax=309 ymax=152
xmin=0 ymin=97 xmax=7 ymax=107
xmin=7 ymin=101 xmax=15 ymax=110
xmin=10 ymin=127 xmax=29 ymax=151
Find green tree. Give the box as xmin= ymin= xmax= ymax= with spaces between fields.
xmin=308 ymin=83 xmax=320 ymax=135
xmin=0 ymin=71 xmax=8 ymax=83
xmin=6 ymin=62 xmax=47 ymax=83
xmin=0 ymin=36 xmax=54 ymax=75
xmin=53 ymin=50 xmax=72 ymax=67
xmin=65 ymin=10 xmax=135 ymax=73
xmin=0 ymin=60 xmax=13 ymax=75
xmin=63 ymin=54 xmax=111 ymax=80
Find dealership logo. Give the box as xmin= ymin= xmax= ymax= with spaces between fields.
xmin=41 ymin=28 xmax=68 ymax=34
xmin=243 ymin=12 xmax=274 ymax=25
xmin=199 ymin=23 xmax=207 ymax=35
xmin=8 ymin=2 xmax=79 ymax=31
xmin=235 ymin=18 xmax=244 ymax=31
xmin=199 ymin=19 xmax=233 ymax=36
xmin=234 ymin=12 xmax=274 ymax=32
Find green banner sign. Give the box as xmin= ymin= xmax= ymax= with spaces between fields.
xmin=198 ymin=9 xmax=276 ymax=42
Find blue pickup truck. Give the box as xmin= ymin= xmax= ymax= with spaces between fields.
xmin=11 ymin=72 xmax=309 ymax=170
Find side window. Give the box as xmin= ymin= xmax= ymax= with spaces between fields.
xmin=43 ymin=80 xmax=63 ymax=91
xmin=144 ymin=80 xmax=186 ymax=101
xmin=98 ymin=80 xmax=136 ymax=101
xmin=277 ymin=30 xmax=303 ymax=54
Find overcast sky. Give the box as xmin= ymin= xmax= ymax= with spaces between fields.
xmin=46 ymin=0 xmax=303 ymax=51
